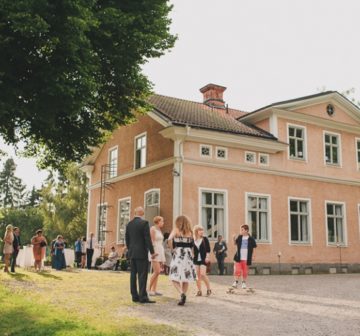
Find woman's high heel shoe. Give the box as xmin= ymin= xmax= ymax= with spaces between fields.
xmin=178 ymin=293 xmax=186 ymax=306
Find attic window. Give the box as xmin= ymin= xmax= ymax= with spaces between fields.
xmin=245 ymin=152 xmax=256 ymax=164
xmin=200 ymin=145 xmax=212 ymax=158
xmin=216 ymin=147 xmax=227 ymax=160
xmin=259 ymin=153 xmax=269 ymax=166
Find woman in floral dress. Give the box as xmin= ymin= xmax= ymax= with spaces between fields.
xmin=169 ymin=215 xmax=197 ymax=306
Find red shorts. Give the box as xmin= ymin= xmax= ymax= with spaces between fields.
xmin=234 ymin=261 xmax=248 ymax=279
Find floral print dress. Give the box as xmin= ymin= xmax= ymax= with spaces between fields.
xmin=169 ymin=236 xmax=197 ymax=282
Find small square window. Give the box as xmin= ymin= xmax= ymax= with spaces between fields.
xmin=259 ymin=154 xmax=269 ymax=166
xmin=200 ymin=145 xmax=212 ymax=158
xmin=216 ymin=147 xmax=227 ymax=160
xmin=245 ymin=152 xmax=256 ymax=164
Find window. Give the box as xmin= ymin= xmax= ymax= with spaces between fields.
xmin=108 ymin=147 xmax=118 ymax=178
xmin=201 ymin=190 xmax=226 ymax=239
xmin=259 ymin=153 xmax=269 ymax=166
xmin=288 ymin=125 xmax=305 ymax=159
xmin=356 ymin=139 xmax=360 ymax=169
xmin=245 ymin=151 xmax=256 ymax=164
xmin=247 ymin=194 xmax=270 ymax=242
xmin=326 ymin=202 xmax=345 ymax=245
xmin=144 ymin=189 xmax=160 ymax=223
xmin=135 ymin=133 xmax=146 ymax=169
xmin=96 ymin=203 xmax=107 ymax=244
xmin=324 ymin=132 xmax=340 ymax=165
xmin=117 ymin=198 xmax=130 ymax=244
xmin=289 ymin=199 xmax=310 ymax=243
xmin=216 ymin=147 xmax=227 ymax=160
xmin=200 ymin=145 xmax=212 ymax=158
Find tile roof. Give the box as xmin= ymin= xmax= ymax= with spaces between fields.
xmin=148 ymin=94 xmax=276 ymax=140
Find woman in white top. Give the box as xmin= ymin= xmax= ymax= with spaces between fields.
xmin=3 ymin=224 xmax=14 ymax=273
xmin=148 ymin=216 xmax=166 ymax=296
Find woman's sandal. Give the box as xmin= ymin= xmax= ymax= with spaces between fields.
xmin=178 ymin=293 xmax=186 ymax=306
xmin=206 ymin=289 xmax=212 ymax=296
xmin=196 ymin=290 xmax=202 ymax=296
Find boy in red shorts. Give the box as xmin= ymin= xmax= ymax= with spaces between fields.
xmin=232 ymin=224 xmax=257 ymax=289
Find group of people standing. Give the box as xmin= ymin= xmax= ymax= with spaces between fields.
xmin=125 ymin=206 xmax=256 ymax=306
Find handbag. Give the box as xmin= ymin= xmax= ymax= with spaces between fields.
xmin=40 ymin=241 xmax=47 ymax=247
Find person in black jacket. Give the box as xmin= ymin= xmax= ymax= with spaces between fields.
xmin=125 ymin=206 xmax=156 ymax=304
xmin=193 ymin=225 xmax=212 ymax=296
xmin=11 ymin=227 xmax=21 ymax=273
xmin=213 ymin=235 xmax=227 ymax=275
xmin=232 ymin=224 xmax=257 ymax=289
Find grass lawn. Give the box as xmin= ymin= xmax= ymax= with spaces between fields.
xmin=0 ymin=266 xmax=187 ymax=336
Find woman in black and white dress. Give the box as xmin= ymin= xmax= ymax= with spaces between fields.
xmin=169 ymin=215 xmax=197 ymax=306
xmin=193 ymin=225 xmax=212 ymax=296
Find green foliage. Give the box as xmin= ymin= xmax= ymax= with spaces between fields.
xmin=0 ymin=0 xmax=176 ymax=169
xmin=0 ymin=206 xmax=44 ymax=246
xmin=0 ymin=158 xmax=27 ymax=208
xmin=39 ymin=163 xmax=88 ymax=244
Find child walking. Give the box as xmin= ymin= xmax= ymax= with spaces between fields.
xmin=232 ymin=224 xmax=257 ymax=289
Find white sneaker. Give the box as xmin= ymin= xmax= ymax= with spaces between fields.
xmin=148 ymin=291 xmax=156 ymax=296
xmin=241 ymin=281 xmax=247 ymax=289
xmin=231 ymin=281 xmax=238 ymax=288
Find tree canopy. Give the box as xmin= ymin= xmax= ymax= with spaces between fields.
xmin=0 ymin=0 xmax=176 ymax=169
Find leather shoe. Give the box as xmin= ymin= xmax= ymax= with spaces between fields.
xmin=132 ymin=298 xmax=140 ymax=303
xmin=139 ymin=299 xmax=156 ymax=304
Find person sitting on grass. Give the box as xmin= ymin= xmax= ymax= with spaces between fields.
xmin=98 ymin=247 xmax=119 ymax=270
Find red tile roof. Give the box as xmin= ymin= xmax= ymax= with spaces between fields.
xmin=148 ymin=94 xmax=276 ymax=139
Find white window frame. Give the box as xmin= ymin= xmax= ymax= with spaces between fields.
xmin=200 ymin=144 xmax=212 ymax=158
xmin=355 ymin=138 xmax=360 ymax=170
xmin=215 ymin=146 xmax=228 ymax=160
xmin=325 ymin=200 xmax=347 ymax=246
xmin=259 ymin=153 xmax=270 ymax=166
xmin=199 ymin=187 xmax=228 ymax=241
xmin=117 ymin=197 xmax=131 ymax=244
xmin=96 ymin=202 xmax=108 ymax=245
xmin=287 ymin=123 xmax=307 ymax=161
xmin=288 ymin=197 xmax=312 ymax=245
xmin=245 ymin=192 xmax=272 ymax=243
xmin=323 ymin=131 xmax=342 ymax=167
xmin=245 ymin=151 xmax=256 ymax=164
xmin=134 ymin=132 xmax=147 ymax=169
xmin=108 ymin=146 xmax=118 ymax=178
xmin=144 ymin=188 xmax=160 ymax=223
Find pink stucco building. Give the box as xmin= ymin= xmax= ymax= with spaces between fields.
xmin=82 ymin=84 xmax=360 ymax=274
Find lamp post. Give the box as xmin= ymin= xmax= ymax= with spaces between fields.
xmin=277 ymin=251 xmax=282 ymax=275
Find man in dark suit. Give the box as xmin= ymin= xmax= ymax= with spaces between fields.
xmin=125 ymin=206 xmax=156 ymax=303
xmin=11 ymin=227 xmax=21 ymax=273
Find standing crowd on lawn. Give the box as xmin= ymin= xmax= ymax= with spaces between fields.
xmin=125 ymin=206 xmax=257 ymax=306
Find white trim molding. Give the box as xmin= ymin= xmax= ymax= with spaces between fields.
xmin=287 ymin=123 xmax=308 ymax=162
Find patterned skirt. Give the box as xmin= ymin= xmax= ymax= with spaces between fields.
xmin=169 ymin=247 xmax=197 ymax=282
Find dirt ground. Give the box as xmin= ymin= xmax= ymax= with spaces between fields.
xmin=122 ymin=273 xmax=360 ymax=336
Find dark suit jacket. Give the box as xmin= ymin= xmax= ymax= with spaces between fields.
xmin=125 ymin=217 xmax=154 ymax=259
xmin=12 ymin=234 xmax=21 ymax=253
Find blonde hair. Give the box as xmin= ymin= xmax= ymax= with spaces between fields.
xmin=4 ymin=224 xmax=13 ymax=240
xmin=193 ymin=225 xmax=204 ymax=239
xmin=175 ymin=215 xmax=192 ymax=236
xmin=153 ymin=216 xmax=163 ymax=225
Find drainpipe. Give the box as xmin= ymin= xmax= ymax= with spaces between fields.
xmin=172 ymin=138 xmax=183 ymax=224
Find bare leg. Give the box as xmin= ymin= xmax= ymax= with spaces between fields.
xmin=172 ymin=280 xmax=183 ymax=294
xmin=149 ymin=261 xmax=161 ymax=292
xmin=195 ymin=265 xmax=202 ymax=293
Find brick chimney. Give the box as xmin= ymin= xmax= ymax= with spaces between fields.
xmin=200 ymin=83 xmax=226 ymax=108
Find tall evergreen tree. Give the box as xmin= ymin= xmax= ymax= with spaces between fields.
xmin=0 ymin=158 xmax=27 ymax=208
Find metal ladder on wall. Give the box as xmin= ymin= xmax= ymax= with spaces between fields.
xmin=98 ymin=164 xmax=113 ymax=257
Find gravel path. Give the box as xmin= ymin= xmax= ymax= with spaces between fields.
xmin=122 ymin=274 xmax=360 ymax=336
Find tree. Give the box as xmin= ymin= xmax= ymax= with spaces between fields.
xmin=39 ymin=163 xmax=88 ymax=244
xmin=0 ymin=0 xmax=176 ymax=169
xmin=0 ymin=158 xmax=27 ymax=208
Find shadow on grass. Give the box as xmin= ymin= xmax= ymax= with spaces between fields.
xmin=8 ymin=272 xmax=30 ymax=282
xmin=0 ymin=307 xmax=106 ymax=336
xmin=36 ymin=271 xmax=63 ymax=280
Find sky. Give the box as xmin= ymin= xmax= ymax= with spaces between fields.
xmin=1 ymin=0 xmax=360 ymax=189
